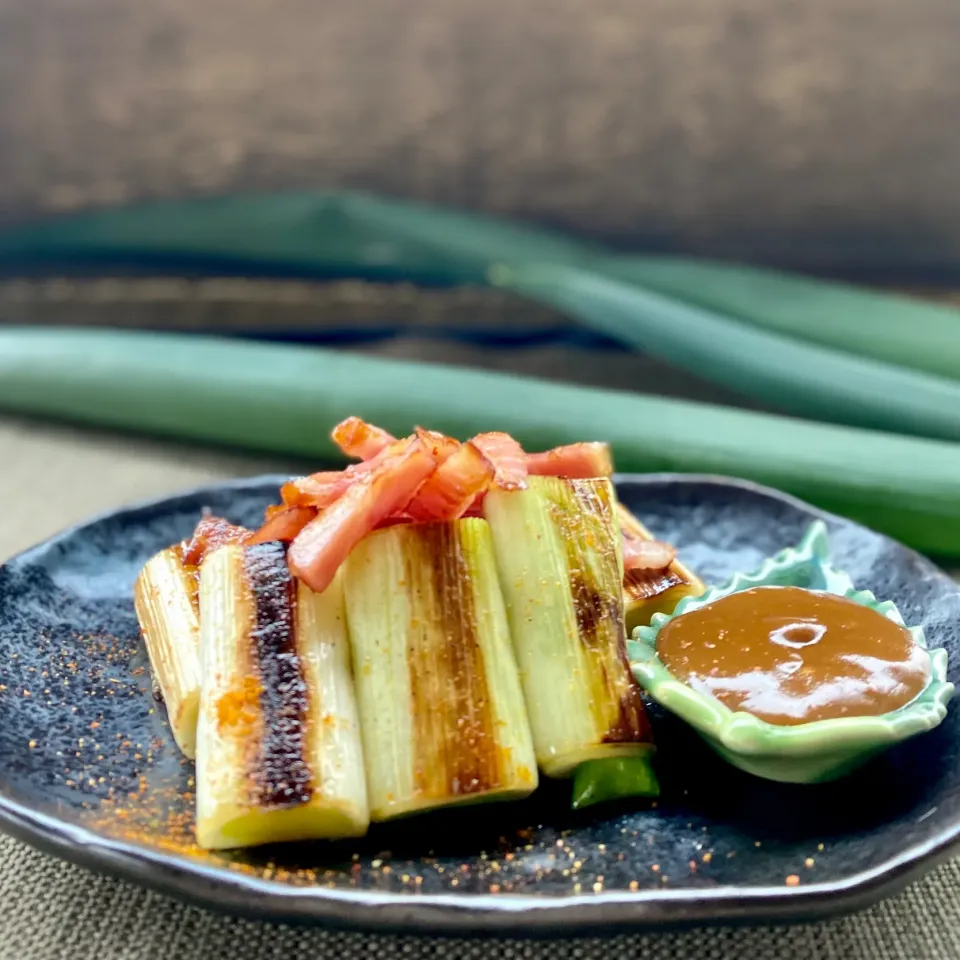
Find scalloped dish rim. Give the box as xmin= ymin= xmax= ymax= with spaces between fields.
xmin=628 ymin=521 xmax=955 ymax=770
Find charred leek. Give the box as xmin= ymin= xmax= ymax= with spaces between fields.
xmin=617 ymin=503 xmax=705 ymax=632
xmin=195 ymin=541 xmax=368 ymax=850
xmin=343 ymin=519 xmax=537 ymax=821
xmin=484 ymin=476 xmax=658 ymax=806
xmin=133 ymin=547 xmax=202 ymax=759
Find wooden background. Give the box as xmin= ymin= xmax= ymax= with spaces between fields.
xmin=1 ymin=0 xmax=960 ymax=282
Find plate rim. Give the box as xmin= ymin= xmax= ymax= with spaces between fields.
xmin=1 ymin=471 xmax=958 ymax=935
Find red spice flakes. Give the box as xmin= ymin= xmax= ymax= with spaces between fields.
xmin=216 ymin=678 xmax=262 ymax=730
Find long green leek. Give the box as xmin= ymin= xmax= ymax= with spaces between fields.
xmin=496 ymin=264 xmax=960 ymax=443
xmin=1 ymin=327 xmax=959 ymax=556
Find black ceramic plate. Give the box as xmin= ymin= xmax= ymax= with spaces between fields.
xmin=1 ymin=474 xmax=958 ymax=935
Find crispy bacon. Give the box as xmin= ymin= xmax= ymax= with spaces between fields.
xmin=331 ymin=417 xmax=396 ymax=460
xmin=180 ymin=516 xmax=252 ymax=567
xmin=471 ymin=432 xmax=528 ymax=490
xmin=282 ymin=438 xmax=410 ymax=510
xmin=406 ymin=442 xmax=494 ymax=522
xmin=250 ymin=505 xmax=317 ymax=545
xmin=288 ymin=439 xmax=438 ymax=594
xmin=177 ymin=423 xmax=624 ymax=594
xmin=414 ymin=427 xmax=460 ymax=464
xmin=622 ymin=535 xmax=677 ymax=571
xmin=526 ymin=442 xmax=613 ymax=479
xmin=281 ymin=473 xmax=356 ymax=510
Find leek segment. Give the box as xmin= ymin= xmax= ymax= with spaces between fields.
xmin=195 ymin=543 xmax=369 ymax=850
xmin=343 ymin=519 xmax=538 ymax=821
xmin=617 ymin=503 xmax=705 ymax=632
xmin=133 ymin=547 xmax=202 ymax=759
xmin=484 ymin=477 xmax=655 ymax=779
xmin=571 ymin=752 xmax=659 ymax=809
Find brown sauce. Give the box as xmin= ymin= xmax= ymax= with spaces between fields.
xmin=656 ymin=586 xmax=930 ymax=725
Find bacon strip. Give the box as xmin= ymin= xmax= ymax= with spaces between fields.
xmin=180 ymin=516 xmax=252 ymax=566
xmin=526 ymin=442 xmax=613 ymax=479
xmin=250 ymin=505 xmax=318 ymax=545
xmin=332 ymin=417 xmax=396 ymax=460
xmin=471 ymin=432 xmax=528 ymax=490
xmin=282 ymin=438 xmax=409 ymax=510
xmin=414 ymin=427 xmax=461 ymax=464
xmin=281 ymin=473 xmax=357 ymax=510
xmin=622 ymin=535 xmax=677 ymax=571
xmin=288 ymin=440 xmax=438 ymax=594
xmin=406 ymin=442 xmax=494 ymax=522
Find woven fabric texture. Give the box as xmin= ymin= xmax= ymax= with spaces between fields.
xmin=0 ymin=832 xmax=958 ymax=960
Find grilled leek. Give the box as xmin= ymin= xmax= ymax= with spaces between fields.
xmin=133 ymin=547 xmax=202 ymax=758
xmin=195 ymin=541 xmax=369 ymax=850
xmin=343 ymin=519 xmax=538 ymax=821
xmin=484 ymin=476 xmax=658 ymax=806
xmin=617 ymin=503 xmax=705 ymax=632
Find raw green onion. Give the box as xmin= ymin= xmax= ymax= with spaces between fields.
xmin=496 ymin=264 xmax=960 ymax=443
xmin=0 ymin=191 xmax=586 ymax=287
xmin=7 ymin=194 xmax=960 ymax=436
xmin=605 ymin=257 xmax=960 ymax=384
xmin=1 ymin=327 xmax=959 ymax=556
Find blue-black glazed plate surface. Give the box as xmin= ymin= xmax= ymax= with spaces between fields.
xmin=0 ymin=474 xmax=958 ymax=935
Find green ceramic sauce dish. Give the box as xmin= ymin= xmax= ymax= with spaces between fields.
xmin=628 ymin=521 xmax=954 ymax=784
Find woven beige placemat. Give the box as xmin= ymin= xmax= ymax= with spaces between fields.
xmin=1 ymin=418 xmax=958 ymax=960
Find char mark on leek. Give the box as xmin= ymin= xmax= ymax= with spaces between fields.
xmin=623 ymin=567 xmax=685 ymax=602
xmin=483 ymin=476 xmax=656 ymax=787
xmin=243 ymin=541 xmax=314 ymax=808
xmin=343 ymin=518 xmax=537 ymax=820
xmin=565 ymin=480 xmax=651 ymax=747
xmin=405 ymin=523 xmax=500 ymax=797
xmin=616 ymin=502 xmax=705 ymax=631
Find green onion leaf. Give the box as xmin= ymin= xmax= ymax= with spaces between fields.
xmin=1 ymin=327 xmax=960 ymax=556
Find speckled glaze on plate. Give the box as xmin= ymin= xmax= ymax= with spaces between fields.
xmin=0 ymin=474 xmax=959 ymax=935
